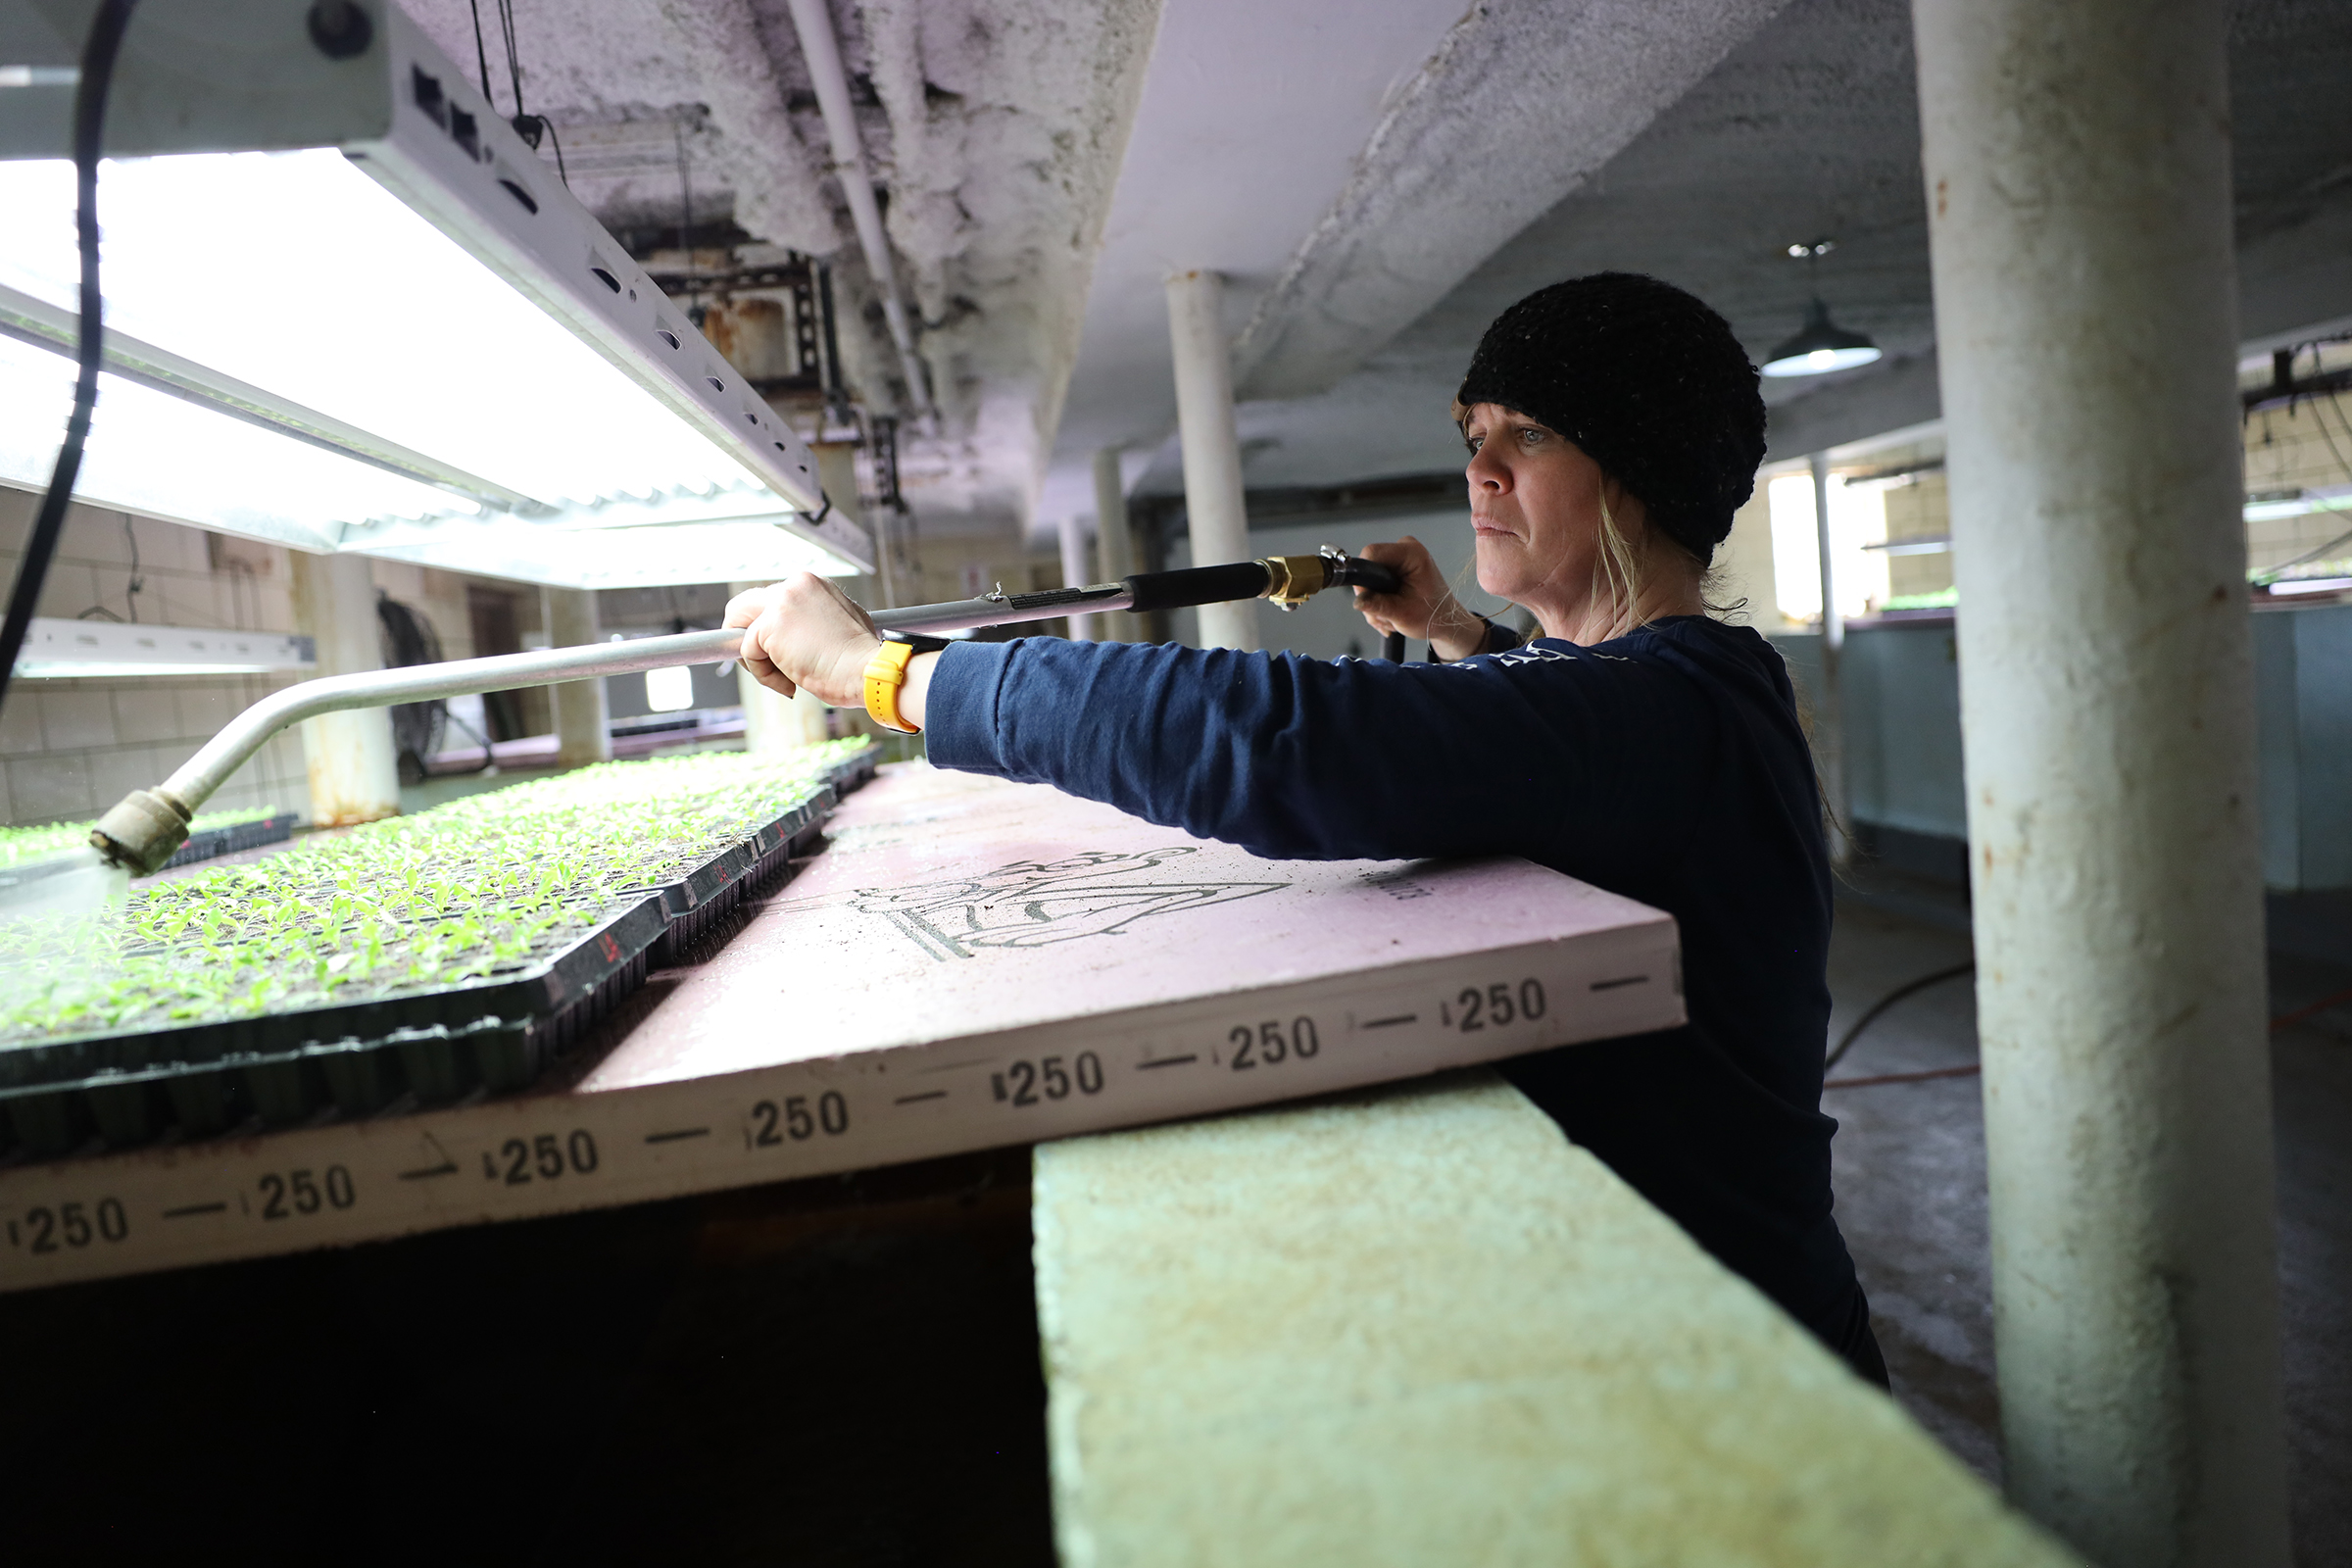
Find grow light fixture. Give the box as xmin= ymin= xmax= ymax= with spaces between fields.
xmin=12 ymin=616 xmax=317 ymax=679
xmin=0 ymin=0 xmax=872 ymax=582
xmin=1862 ymin=532 xmax=1952 ymax=557
xmin=2242 ymin=485 xmax=2352 ymax=523
xmin=336 ymin=475 xmax=864 ymax=589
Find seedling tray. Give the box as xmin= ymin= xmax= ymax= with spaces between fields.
xmin=0 ymin=806 xmax=295 ymax=882
xmin=0 ymin=748 xmax=872 ymax=1160
xmin=648 ymin=789 xmax=832 ymax=957
xmin=162 ymin=810 xmax=301 ymax=869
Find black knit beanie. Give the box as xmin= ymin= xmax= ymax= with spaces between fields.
xmin=1455 ymin=272 xmax=1766 ymax=562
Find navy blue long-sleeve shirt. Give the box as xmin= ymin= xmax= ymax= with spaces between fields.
xmin=924 ymin=616 xmax=1865 ymax=1349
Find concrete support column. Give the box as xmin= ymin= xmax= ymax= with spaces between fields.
xmin=288 ymin=550 xmax=399 ymax=826
xmin=1810 ymin=452 xmax=1851 ymax=862
xmin=1057 ymin=512 xmax=1097 ymax=641
xmin=1914 ymin=1 xmax=2289 ymax=1562
xmin=1164 ymin=270 xmax=1256 ymax=652
xmin=1093 ymin=446 xmax=1137 ymax=642
xmin=731 ymin=579 xmax=833 ymax=752
xmin=542 ymin=587 xmax=611 ymax=769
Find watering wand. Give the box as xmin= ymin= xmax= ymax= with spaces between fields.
xmin=84 ymin=549 xmax=1404 ymax=876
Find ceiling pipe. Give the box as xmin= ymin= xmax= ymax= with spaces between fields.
xmin=782 ymin=0 xmax=933 ymax=418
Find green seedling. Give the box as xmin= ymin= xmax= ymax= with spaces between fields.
xmin=0 ymin=740 xmax=869 ymax=1048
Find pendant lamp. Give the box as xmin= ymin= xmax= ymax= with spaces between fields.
xmin=1762 ymin=240 xmax=1883 ymax=378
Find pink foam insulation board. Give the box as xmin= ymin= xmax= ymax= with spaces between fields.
xmin=0 ymin=765 xmax=1682 ymax=1290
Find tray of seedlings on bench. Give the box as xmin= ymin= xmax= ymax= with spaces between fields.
xmin=0 ymin=806 xmax=302 ymax=892
xmin=0 ymin=739 xmax=875 ymax=1159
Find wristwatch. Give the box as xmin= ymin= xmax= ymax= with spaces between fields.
xmin=862 ymin=638 xmax=922 ymax=733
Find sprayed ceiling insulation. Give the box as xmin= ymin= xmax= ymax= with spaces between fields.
xmin=402 ymin=0 xmax=1157 ymax=537
xmin=397 ymin=0 xmax=2352 ymax=548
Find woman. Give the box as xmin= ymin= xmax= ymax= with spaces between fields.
xmin=727 ymin=272 xmax=1886 ymax=1386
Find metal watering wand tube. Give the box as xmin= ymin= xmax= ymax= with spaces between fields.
xmin=90 ymin=624 xmax=752 ymax=876
xmin=87 ymin=552 xmax=1402 ymax=876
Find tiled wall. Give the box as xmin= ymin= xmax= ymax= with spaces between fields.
xmin=0 ymin=492 xmax=310 ymax=829
xmin=1882 ymin=468 xmax=1953 ymax=602
xmin=0 ymin=490 xmax=515 ymax=829
xmin=2244 ymin=389 xmax=2352 ymax=575
xmin=0 ymin=670 xmax=312 ymax=828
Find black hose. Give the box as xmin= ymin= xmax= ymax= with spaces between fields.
xmin=0 ymin=0 xmax=140 ymax=722
xmin=1306 ymin=553 xmax=1406 ymax=660
xmin=1319 ymin=556 xmax=1402 ymax=596
xmin=1823 ymin=960 xmax=1977 ymax=1070
xmin=1122 ymin=562 xmax=1272 ymax=615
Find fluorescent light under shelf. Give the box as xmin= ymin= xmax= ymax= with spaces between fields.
xmin=0 ymin=331 xmax=474 ymax=553
xmin=11 ymin=617 xmax=317 ymax=679
xmin=1861 ymin=532 xmax=1952 ymax=557
xmin=0 ymin=151 xmax=758 ymax=515
xmin=2243 ymin=487 xmax=2352 ymax=522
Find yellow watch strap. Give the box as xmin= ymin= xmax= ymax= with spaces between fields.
xmin=862 ymin=638 xmax=921 ymax=733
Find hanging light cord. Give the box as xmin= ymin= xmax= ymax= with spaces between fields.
xmin=494 ymin=0 xmax=523 ymax=112
xmin=466 ymin=0 xmax=495 ymax=107
xmin=0 ymin=0 xmax=141 ymax=723
xmin=466 ymin=0 xmax=566 ymax=184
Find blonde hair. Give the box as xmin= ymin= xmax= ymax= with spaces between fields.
xmin=1590 ymin=481 xmax=1644 ymax=631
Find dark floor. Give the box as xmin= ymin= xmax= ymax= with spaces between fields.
xmin=0 ymin=1147 xmax=1054 ymax=1567
xmin=1827 ymin=874 xmax=2352 ymax=1568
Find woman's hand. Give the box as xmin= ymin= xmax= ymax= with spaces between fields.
xmin=723 ymin=574 xmax=883 ymax=707
xmin=1353 ymin=536 xmax=1488 ymax=661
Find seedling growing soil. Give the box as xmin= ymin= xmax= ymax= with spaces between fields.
xmin=0 ymin=741 xmax=868 ymax=1048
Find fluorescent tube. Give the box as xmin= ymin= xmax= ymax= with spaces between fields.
xmin=0 ymin=151 xmax=769 ymax=514
xmin=0 ymin=331 xmax=470 ymax=551
xmin=2242 ymin=488 xmax=2352 ymax=523
xmin=11 ymin=616 xmax=316 ymax=679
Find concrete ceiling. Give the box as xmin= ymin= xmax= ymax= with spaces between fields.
xmin=1091 ymin=0 xmax=2352 ymax=508
xmin=403 ymin=0 xmax=1158 ymax=538
xmin=404 ymin=0 xmax=2352 ymax=549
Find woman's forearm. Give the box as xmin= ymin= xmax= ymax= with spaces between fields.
xmin=897 ymin=650 xmax=940 ymax=730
